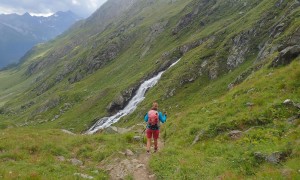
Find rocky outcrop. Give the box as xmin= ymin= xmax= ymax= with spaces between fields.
xmin=228 ymin=130 xmax=243 ymax=140
xmin=172 ymin=12 xmax=194 ymax=35
xmin=20 ymin=101 xmax=35 ymax=110
xmin=270 ymin=45 xmax=300 ymax=67
xmin=69 ymin=158 xmax=83 ymax=166
xmin=87 ymin=43 xmax=121 ymax=74
xmin=282 ymin=99 xmax=300 ymax=109
xmin=68 ymin=43 xmax=121 ymax=84
xmin=32 ymin=97 xmax=60 ymax=115
xmin=68 ymin=72 xmax=84 ymax=84
xmin=286 ymin=27 xmax=300 ymax=47
xmin=208 ymin=61 xmax=219 ymax=80
xmin=172 ymin=0 xmax=214 ymax=35
xmin=227 ymin=31 xmax=252 ymax=70
xmin=228 ymin=63 xmax=264 ymax=90
xmin=162 ymin=37 xmax=215 ymax=91
xmin=51 ymin=103 xmax=72 ymax=121
xmin=179 ymin=36 xmax=212 ymax=55
xmin=254 ymin=151 xmax=291 ymax=164
xmin=85 ymin=0 xmax=139 ymax=34
xmin=26 ymin=44 xmax=74 ymax=75
xmin=256 ymin=43 xmax=279 ymax=62
xmin=69 ymin=30 xmax=138 ymax=85
xmin=107 ymin=85 xmax=139 ymax=114
xmin=141 ymin=21 xmax=168 ymax=57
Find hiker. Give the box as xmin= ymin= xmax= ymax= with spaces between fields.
xmin=144 ymin=102 xmax=167 ymax=153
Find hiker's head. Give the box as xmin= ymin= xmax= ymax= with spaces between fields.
xmin=152 ymin=102 xmax=158 ymax=110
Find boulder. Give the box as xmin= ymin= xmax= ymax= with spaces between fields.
xmin=270 ymin=45 xmax=300 ymax=67
xmin=133 ymin=136 xmax=142 ymax=142
xmin=228 ymin=130 xmax=243 ymax=139
xmin=104 ymin=126 xmax=118 ymax=134
xmin=136 ymin=164 xmax=145 ymax=169
xmin=283 ymin=99 xmax=293 ymax=105
xmin=125 ymin=149 xmax=134 ymax=156
xmin=69 ymin=158 xmax=83 ymax=166
xmin=266 ymin=151 xmax=288 ymax=164
xmin=287 ymin=115 xmax=300 ymax=124
xmin=254 ymin=151 xmax=290 ymax=164
xmin=57 ymin=156 xmax=66 ymax=162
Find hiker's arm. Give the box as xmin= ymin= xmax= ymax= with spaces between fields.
xmin=159 ymin=112 xmax=167 ymax=123
xmin=144 ymin=113 xmax=148 ymax=122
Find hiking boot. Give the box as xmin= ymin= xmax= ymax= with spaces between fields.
xmin=154 ymin=148 xmax=158 ymax=153
xmin=147 ymin=150 xmax=150 ymax=154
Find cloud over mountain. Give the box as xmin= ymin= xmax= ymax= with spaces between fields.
xmin=0 ymin=0 xmax=107 ymax=17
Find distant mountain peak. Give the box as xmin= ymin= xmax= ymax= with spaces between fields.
xmin=23 ymin=12 xmax=31 ymax=17
xmin=0 ymin=11 xmax=81 ymax=68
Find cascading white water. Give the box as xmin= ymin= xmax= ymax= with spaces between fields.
xmin=86 ymin=59 xmax=181 ymax=134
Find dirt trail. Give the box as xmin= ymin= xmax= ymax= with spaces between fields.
xmin=132 ymin=140 xmax=164 ymax=180
xmin=107 ymin=140 xmax=164 ymax=180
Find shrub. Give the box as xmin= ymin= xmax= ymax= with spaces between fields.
xmin=124 ymin=133 xmax=134 ymax=143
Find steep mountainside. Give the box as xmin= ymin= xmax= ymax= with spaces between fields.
xmin=0 ymin=11 xmax=80 ymax=68
xmin=0 ymin=0 xmax=299 ymax=179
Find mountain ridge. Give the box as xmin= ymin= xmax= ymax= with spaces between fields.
xmin=0 ymin=11 xmax=81 ymax=68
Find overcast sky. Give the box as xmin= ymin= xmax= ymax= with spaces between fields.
xmin=0 ymin=0 xmax=108 ymax=17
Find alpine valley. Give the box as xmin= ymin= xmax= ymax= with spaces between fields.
xmin=0 ymin=11 xmax=80 ymax=68
xmin=0 ymin=0 xmax=299 ymax=179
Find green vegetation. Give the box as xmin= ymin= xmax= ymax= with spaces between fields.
xmin=0 ymin=128 xmax=141 ymax=179
xmin=0 ymin=0 xmax=299 ymax=179
xmin=149 ymin=59 xmax=300 ymax=179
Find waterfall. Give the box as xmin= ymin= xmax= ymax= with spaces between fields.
xmin=86 ymin=59 xmax=181 ymax=134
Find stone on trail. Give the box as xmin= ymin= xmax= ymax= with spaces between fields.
xmin=125 ymin=149 xmax=134 ymax=156
xmin=136 ymin=164 xmax=145 ymax=169
xmin=149 ymin=174 xmax=156 ymax=178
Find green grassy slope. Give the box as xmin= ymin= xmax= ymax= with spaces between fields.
xmin=0 ymin=0 xmax=299 ymax=179
xmin=148 ymin=58 xmax=300 ymax=179
xmin=0 ymin=128 xmax=139 ymax=179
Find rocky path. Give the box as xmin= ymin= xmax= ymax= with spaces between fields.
xmin=107 ymin=140 xmax=164 ymax=180
xmin=132 ymin=140 xmax=164 ymax=180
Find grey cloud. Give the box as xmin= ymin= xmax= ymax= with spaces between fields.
xmin=0 ymin=0 xmax=107 ymax=17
